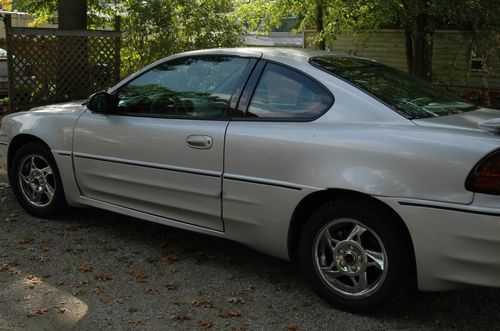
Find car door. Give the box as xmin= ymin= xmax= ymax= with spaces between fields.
xmin=72 ymin=55 xmax=257 ymax=231
xmin=222 ymin=61 xmax=334 ymax=256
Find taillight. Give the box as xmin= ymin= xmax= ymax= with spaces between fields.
xmin=466 ymin=150 xmax=500 ymax=194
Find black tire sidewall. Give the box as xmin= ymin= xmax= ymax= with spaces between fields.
xmin=299 ymin=199 xmax=410 ymax=313
xmin=9 ymin=142 xmax=66 ymax=218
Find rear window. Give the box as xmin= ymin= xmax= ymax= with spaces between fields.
xmin=247 ymin=63 xmax=333 ymax=119
xmin=310 ymin=56 xmax=478 ymax=119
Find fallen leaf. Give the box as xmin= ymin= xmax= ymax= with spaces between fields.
xmin=170 ymin=267 xmax=179 ymax=274
xmin=72 ymin=289 xmax=86 ymax=297
xmin=77 ymin=264 xmax=93 ymax=272
xmin=226 ymin=297 xmax=245 ymax=304
xmin=57 ymin=307 xmax=67 ymax=314
xmin=198 ymin=319 xmax=213 ymax=329
xmin=65 ymin=224 xmax=80 ymax=232
xmin=17 ymin=236 xmax=34 ymax=245
xmin=144 ymin=287 xmax=154 ymax=294
xmin=100 ymin=295 xmax=112 ymax=304
xmin=26 ymin=308 xmax=49 ymax=317
xmin=174 ymin=313 xmax=191 ymax=321
xmin=218 ymin=310 xmax=241 ymax=318
xmin=232 ymin=285 xmax=255 ymax=295
xmin=95 ymin=274 xmax=113 ymax=281
xmin=75 ymin=245 xmax=88 ymax=253
xmin=40 ymin=254 xmax=49 ymax=264
xmin=171 ymin=298 xmax=185 ymax=306
xmin=127 ymin=320 xmax=145 ymax=325
xmin=23 ymin=275 xmax=42 ymax=289
xmin=127 ymin=269 xmax=147 ymax=283
xmin=165 ymin=283 xmax=177 ymax=291
xmin=192 ymin=300 xmax=214 ymax=309
xmin=286 ymin=323 xmax=301 ymax=330
xmin=92 ymin=287 xmax=104 ymax=295
xmin=162 ymin=253 xmax=178 ymax=262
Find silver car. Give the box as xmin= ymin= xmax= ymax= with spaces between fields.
xmin=0 ymin=48 xmax=499 ymax=312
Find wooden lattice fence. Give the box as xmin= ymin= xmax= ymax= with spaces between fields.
xmin=5 ymin=15 xmax=121 ymax=112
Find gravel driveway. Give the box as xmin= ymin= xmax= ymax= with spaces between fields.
xmin=0 ymin=166 xmax=499 ymax=330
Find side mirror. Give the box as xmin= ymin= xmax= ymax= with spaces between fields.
xmin=87 ymin=91 xmax=118 ymax=113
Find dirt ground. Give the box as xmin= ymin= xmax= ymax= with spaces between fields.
xmin=0 ymin=166 xmax=499 ymax=331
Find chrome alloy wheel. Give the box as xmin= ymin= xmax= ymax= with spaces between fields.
xmin=18 ymin=154 xmax=56 ymax=208
xmin=313 ymin=218 xmax=388 ymax=298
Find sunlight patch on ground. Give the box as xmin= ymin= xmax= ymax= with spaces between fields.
xmin=0 ymin=269 xmax=88 ymax=329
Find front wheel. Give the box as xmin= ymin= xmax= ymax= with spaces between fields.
xmin=9 ymin=142 xmax=67 ymax=218
xmin=299 ymin=199 xmax=411 ymax=313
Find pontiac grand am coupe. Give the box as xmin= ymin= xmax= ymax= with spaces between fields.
xmin=1 ymin=48 xmax=499 ymax=312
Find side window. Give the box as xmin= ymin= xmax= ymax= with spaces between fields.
xmin=247 ymin=63 xmax=332 ymax=119
xmin=116 ymin=56 xmax=251 ymax=118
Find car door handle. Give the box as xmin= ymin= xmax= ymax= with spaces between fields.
xmin=186 ymin=135 xmax=213 ymax=149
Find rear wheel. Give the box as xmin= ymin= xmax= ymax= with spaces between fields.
xmin=9 ymin=142 xmax=67 ymax=218
xmin=299 ymin=199 xmax=411 ymax=313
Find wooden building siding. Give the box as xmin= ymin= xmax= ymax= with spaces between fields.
xmin=330 ymin=30 xmax=500 ymax=91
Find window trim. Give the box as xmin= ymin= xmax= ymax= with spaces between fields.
xmin=104 ymin=55 xmax=259 ymax=121
xmin=231 ymin=59 xmax=335 ymax=122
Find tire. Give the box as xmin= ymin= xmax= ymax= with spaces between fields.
xmin=299 ymin=198 xmax=411 ymax=313
xmin=9 ymin=142 xmax=67 ymax=218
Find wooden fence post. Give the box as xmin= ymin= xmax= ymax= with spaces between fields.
xmin=114 ymin=16 xmax=121 ymax=83
xmin=4 ymin=14 xmax=13 ymax=112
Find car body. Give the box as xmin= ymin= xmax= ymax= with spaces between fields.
xmin=1 ymin=48 xmax=499 ymax=312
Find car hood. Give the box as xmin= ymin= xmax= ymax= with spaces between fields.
xmin=30 ymin=100 xmax=87 ymax=114
xmin=412 ymin=107 xmax=500 ymax=133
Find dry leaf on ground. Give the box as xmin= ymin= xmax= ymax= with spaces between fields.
xmin=198 ymin=319 xmax=213 ymax=329
xmin=165 ymin=283 xmax=177 ymax=291
xmin=162 ymin=252 xmax=178 ymax=262
xmin=77 ymin=264 xmax=93 ymax=272
xmin=26 ymin=308 xmax=49 ymax=317
xmin=127 ymin=269 xmax=148 ymax=283
xmin=95 ymin=274 xmax=113 ymax=281
xmin=218 ymin=310 xmax=241 ymax=318
xmin=226 ymin=297 xmax=245 ymax=304
xmin=286 ymin=323 xmax=301 ymax=330
xmin=174 ymin=313 xmax=191 ymax=321
xmin=192 ymin=299 xmax=214 ymax=309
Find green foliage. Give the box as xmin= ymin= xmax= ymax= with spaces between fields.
xmin=15 ymin=0 xmax=244 ymax=77
xmin=234 ymin=0 xmax=500 ymax=43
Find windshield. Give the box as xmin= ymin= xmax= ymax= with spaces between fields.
xmin=310 ymin=56 xmax=478 ymax=119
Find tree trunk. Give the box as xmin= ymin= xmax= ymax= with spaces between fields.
xmin=404 ymin=27 xmax=414 ymax=74
xmin=58 ymin=0 xmax=87 ymax=30
xmin=402 ymin=0 xmax=434 ymax=81
xmin=411 ymin=11 xmax=433 ymax=81
xmin=315 ymin=2 xmax=325 ymax=50
xmin=57 ymin=0 xmax=88 ymax=101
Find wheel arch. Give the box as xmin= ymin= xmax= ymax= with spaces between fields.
xmin=7 ymin=134 xmax=51 ymax=175
xmin=288 ymin=188 xmax=417 ymax=287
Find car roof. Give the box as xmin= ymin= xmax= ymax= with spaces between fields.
xmin=173 ymin=47 xmax=372 ymax=66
